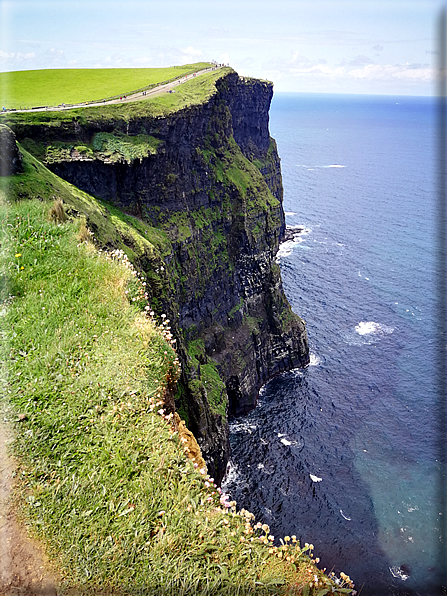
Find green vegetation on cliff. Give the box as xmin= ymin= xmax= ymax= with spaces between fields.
xmin=21 ymin=132 xmax=163 ymax=165
xmin=0 ymin=147 xmax=354 ymax=595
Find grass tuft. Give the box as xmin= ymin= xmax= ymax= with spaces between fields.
xmin=48 ymin=197 xmax=67 ymax=224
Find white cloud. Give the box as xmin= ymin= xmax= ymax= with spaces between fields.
xmin=0 ymin=50 xmax=35 ymax=59
xmin=0 ymin=50 xmax=36 ymax=66
xmin=347 ymin=62 xmax=433 ymax=82
xmin=263 ymin=53 xmax=435 ymax=91
xmin=182 ymin=46 xmax=202 ymax=57
xmin=178 ymin=46 xmax=203 ymax=65
xmin=347 ymin=54 xmax=375 ymax=67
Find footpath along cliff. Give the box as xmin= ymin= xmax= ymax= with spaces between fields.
xmin=6 ymin=70 xmax=309 ymax=483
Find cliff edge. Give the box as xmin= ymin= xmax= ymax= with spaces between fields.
xmin=5 ymin=70 xmax=309 ymax=483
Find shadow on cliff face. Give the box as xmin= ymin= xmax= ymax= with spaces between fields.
xmin=0 ymin=125 xmax=23 ymax=176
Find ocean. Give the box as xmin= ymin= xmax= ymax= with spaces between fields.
xmin=222 ymin=92 xmax=444 ymax=595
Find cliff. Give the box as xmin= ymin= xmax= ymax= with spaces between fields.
xmin=5 ymin=70 xmax=309 ymax=483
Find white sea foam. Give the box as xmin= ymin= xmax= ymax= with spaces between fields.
xmin=276 ymin=228 xmax=311 ymax=262
xmin=289 ymin=224 xmax=311 ymax=234
xmin=230 ymin=421 xmax=257 ymax=434
xmin=284 ymin=368 xmax=304 ymax=379
xmin=310 ymin=474 xmax=322 ymax=482
xmin=404 ymin=502 xmax=419 ymax=512
xmin=221 ymin=461 xmax=239 ymax=487
xmin=355 ymin=321 xmax=394 ymax=336
xmin=345 ymin=321 xmax=395 ymax=346
xmin=389 ymin=566 xmax=409 ymax=581
xmin=297 ymin=164 xmax=346 ymax=169
xmin=340 ymin=509 xmax=352 ymax=521
xmin=308 ymin=353 xmax=321 ymax=366
xmin=276 ymin=244 xmax=294 ymax=260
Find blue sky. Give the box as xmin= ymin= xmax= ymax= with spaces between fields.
xmin=0 ymin=0 xmax=444 ymax=95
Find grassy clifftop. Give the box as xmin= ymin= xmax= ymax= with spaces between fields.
xmin=0 ymin=147 xmax=356 ymax=594
xmin=0 ymin=63 xmax=215 ymax=109
xmin=0 ymin=65 xmax=232 ymax=123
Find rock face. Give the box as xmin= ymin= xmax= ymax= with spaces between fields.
xmin=10 ymin=71 xmax=309 ymax=483
xmin=0 ymin=125 xmax=23 ymax=176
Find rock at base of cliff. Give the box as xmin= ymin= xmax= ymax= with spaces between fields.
xmin=0 ymin=125 xmax=24 ymax=176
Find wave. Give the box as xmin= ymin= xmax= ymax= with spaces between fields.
xmin=276 ymin=243 xmax=294 ymax=260
xmin=286 ymin=368 xmax=304 ymax=378
xmin=308 ymin=353 xmax=321 ymax=366
xmin=230 ymin=421 xmax=258 ymax=434
xmin=276 ymin=228 xmax=311 ymax=261
xmin=344 ymin=322 xmax=395 ymax=346
xmin=355 ymin=321 xmax=394 ymax=336
xmin=221 ymin=460 xmax=239 ymax=487
xmin=310 ymin=473 xmax=323 ymax=482
xmin=297 ymin=164 xmax=346 ymax=169
xmin=389 ymin=566 xmax=409 ymax=581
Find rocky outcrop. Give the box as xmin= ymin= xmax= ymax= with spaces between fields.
xmin=8 ymin=71 xmax=309 ymax=483
xmin=0 ymin=125 xmax=23 ymax=176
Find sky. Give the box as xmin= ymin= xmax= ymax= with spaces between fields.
xmin=0 ymin=0 xmax=445 ymax=96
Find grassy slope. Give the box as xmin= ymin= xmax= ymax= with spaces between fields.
xmin=0 ymin=150 xmax=358 ymax=596
xmin=0 ymin=63 xmax=213 ymax=109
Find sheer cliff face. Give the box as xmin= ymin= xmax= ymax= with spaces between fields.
xmin=16 ymin=72 xmax=309 ymax=482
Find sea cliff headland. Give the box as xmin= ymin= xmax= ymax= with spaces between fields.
xmin=0 ymin=66 xmax=358 ymax=595
xmin=2 ymin=66 xmax=309 ymax=483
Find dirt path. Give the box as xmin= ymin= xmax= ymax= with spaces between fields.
xmin=0 ymin=404 xmax=60 ymax=596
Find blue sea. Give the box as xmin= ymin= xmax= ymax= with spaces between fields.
xmin=223 ymin=93 xmax=445 ymax=595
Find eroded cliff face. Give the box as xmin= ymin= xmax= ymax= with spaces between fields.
xmin=12 ymin=72 xmax=309 ymax=482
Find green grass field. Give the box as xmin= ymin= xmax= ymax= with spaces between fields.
xmin=0 ymin=63 xmax=213 ymax=109
xmin=0 ymin=67 xmax=233 ymax=126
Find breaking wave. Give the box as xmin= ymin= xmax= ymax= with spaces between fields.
xmin=355 ymin=321 xmax=394 ymax=336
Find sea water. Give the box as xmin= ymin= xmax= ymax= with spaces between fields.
xmin=223 ymin=93 xmax=444 ymax=595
